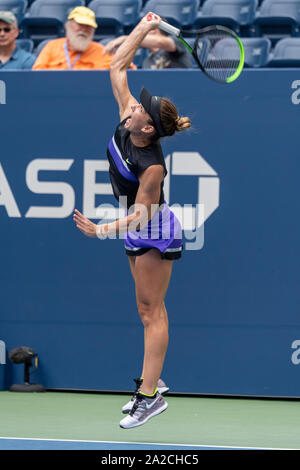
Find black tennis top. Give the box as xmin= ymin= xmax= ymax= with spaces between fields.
xmin=106 ymin=117 xmax=167 ymax=210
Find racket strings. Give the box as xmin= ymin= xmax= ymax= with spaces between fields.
xmin=196 ymin=29 xmax=242 ymax=83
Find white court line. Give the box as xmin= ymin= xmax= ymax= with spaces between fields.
xmin=0 ymin=437 xmax=297 ymax=450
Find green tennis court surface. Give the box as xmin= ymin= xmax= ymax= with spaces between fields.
xmin=0 ymin=391 xmax=299 ymax=450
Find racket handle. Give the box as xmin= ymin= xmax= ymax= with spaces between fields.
xmin=146 ymin=13 xmax=180 ymax=37
xmin=159 ymin=20 xmax=180 ymax=37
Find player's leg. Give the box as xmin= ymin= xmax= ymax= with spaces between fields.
xmin=129 ymin=255 xmax=169 ymax=363
xmin=133 ymin=248 xmax=173 ymax=396
xmin=140 ymin=300 xmax=168 ymax=380
xmin=121 ymin=256 xmax=169 ymax=414
xmin=120 ymin=248 xmax=172 ymax=428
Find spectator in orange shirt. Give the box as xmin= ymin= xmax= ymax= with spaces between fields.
xmin=33 ymin=6 xmax=136 ymax=70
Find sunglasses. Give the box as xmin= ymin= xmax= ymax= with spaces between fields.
xmin=0 ymin=27 xmax=13 ymax=33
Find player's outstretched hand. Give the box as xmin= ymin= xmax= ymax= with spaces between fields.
xmin=73 ymin=209 xmax=97 ymax=238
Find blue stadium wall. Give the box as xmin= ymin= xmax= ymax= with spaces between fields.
xmin=0 ymin=70 xmax=300 ymax=397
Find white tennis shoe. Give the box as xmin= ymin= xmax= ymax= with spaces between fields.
xmin=122 ymin=378 xmax=169 ymax=414
xmin=120 ymin=392 xmax=168 ymax=429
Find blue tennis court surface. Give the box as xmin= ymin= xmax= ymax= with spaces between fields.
xmin=0 ymin=437 xmax=265 ymax=450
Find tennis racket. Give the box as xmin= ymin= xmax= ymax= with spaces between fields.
xmin=146 ymin=14 xmax=244 ymax=84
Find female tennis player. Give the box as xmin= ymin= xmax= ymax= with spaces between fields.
xmin=73 ymin=12 xmax=191 ymax=429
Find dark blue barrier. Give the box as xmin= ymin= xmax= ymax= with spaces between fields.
xmin=1 ymin=70 xmax=300 ymax=396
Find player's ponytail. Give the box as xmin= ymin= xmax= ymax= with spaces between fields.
xmin=160 ymin=98 xmax=191 ymax=136
xmin=175 ymin=116 xmax=191 ymax=133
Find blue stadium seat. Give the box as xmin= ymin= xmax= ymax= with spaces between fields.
xmin=142 ymin=0 xmax=199 ymax=29
xmin=33 ymin=37 xmax=51 ymax=55
xmin=253 ymin=0 xmax=300 ymax=41
xmin=20 ymin=0 xmax=85 ymax=45
xmin=267 ymin=37 xmax=300 ymax=66
xmin=16 ymin=37 xmax=34 ymax=52
xmin=0 ymin=0 xmax=27 ymax=24
xmin=89 ymin=0 xmax=141 ymax=37
xmin=141 ymin=0 xmax=199 ymax=29
xmin=194 ymin=0 xmax=258 ymax=34
xmin=242 ymin=37 xmax=271 ymax=66
xmin=213 ymin=36 xmax=270 ymax=67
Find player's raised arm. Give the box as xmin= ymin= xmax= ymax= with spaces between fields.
xmin=109 ymin=13 xmax=161 ymax=121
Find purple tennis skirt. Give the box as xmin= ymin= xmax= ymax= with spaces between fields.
xmin=124 ymin=202 xmax=183 ymax=260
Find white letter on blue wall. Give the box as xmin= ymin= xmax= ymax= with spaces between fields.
xmin=0 ymin=162 xmax=21 ymax=217
xmin=25 ymin=159 xmax=75 ymax=218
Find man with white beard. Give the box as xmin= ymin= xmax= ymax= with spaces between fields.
xmin=33 ymin=6 xmax=136 ymax=70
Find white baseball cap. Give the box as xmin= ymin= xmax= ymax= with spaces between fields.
xmin=0 ymin=11 xmax=17 ymax=25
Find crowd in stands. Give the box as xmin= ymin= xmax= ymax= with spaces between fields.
xmin=0 ymin=6 xmax=192 ymax=70
xmin=1 ymin=1 xmax=300 ymax=70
